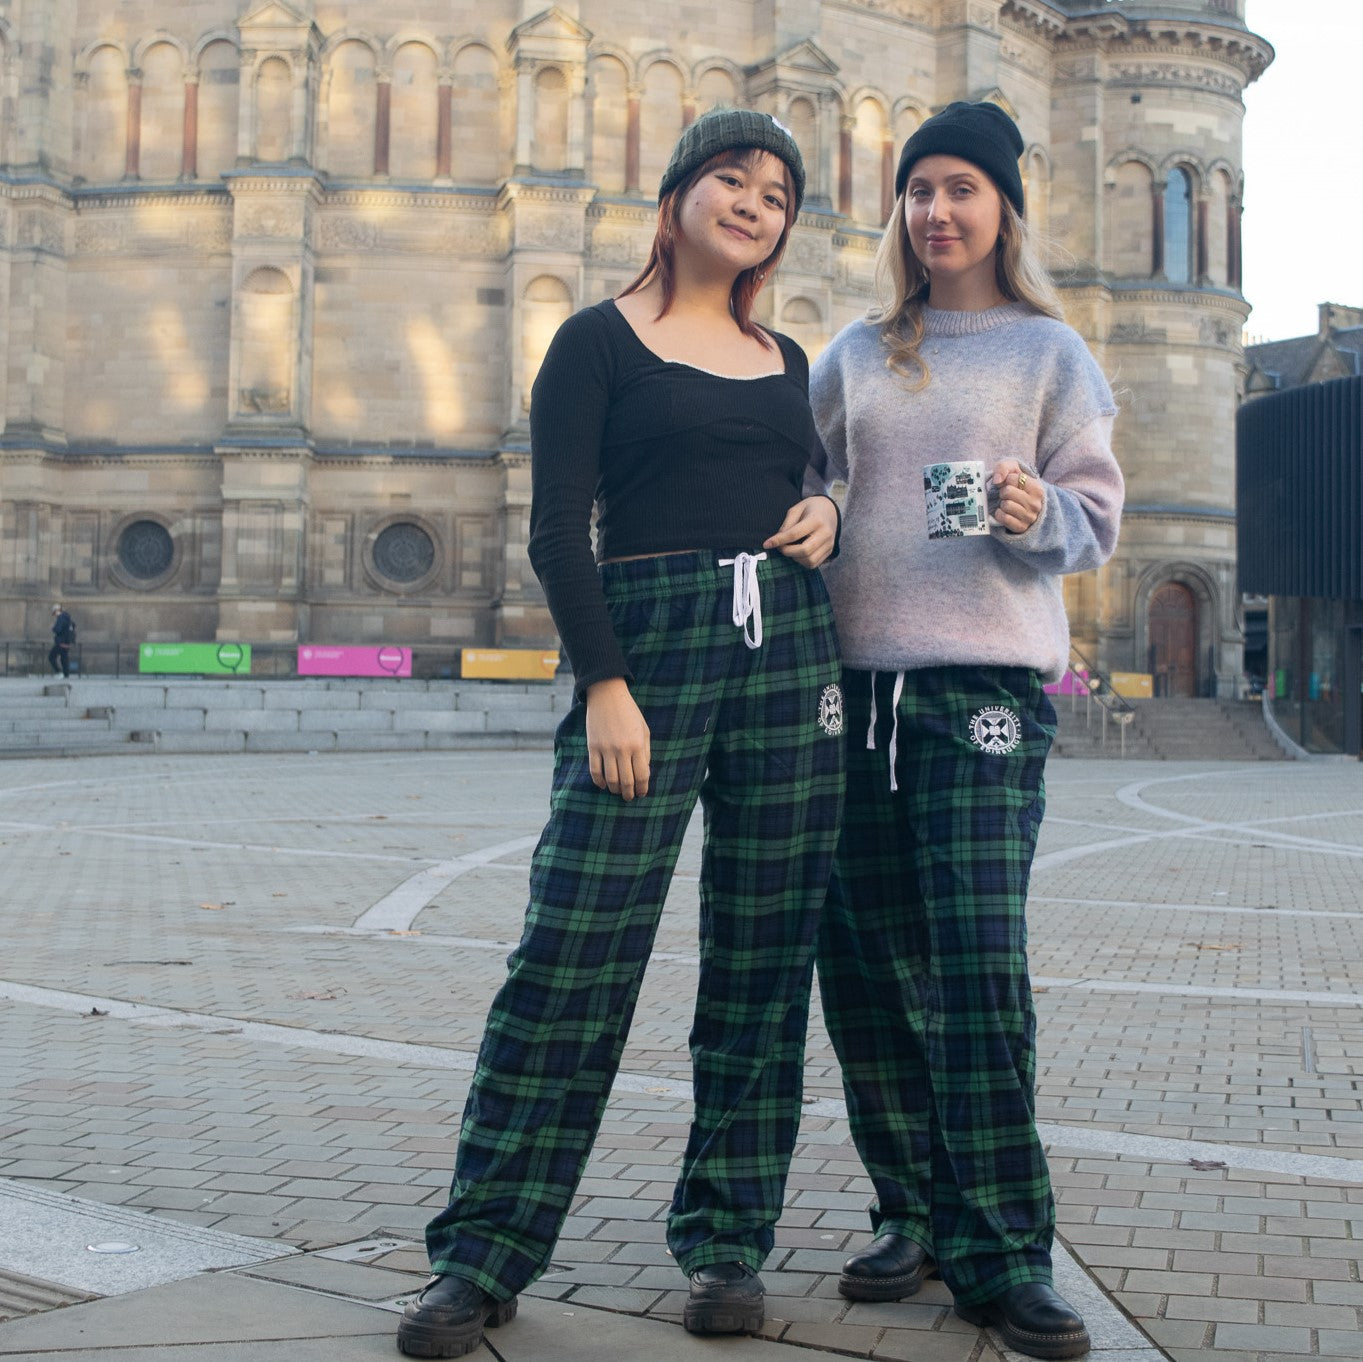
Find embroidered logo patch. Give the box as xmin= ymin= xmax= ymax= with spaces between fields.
xmin=968 ymin=706 xmax=1020 ymax=755
xmin=818 ymin=684 xmax=845 ymax=737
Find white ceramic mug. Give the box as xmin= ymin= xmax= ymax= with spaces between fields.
xmin=924 ymin=459 xmax=990 ymax=539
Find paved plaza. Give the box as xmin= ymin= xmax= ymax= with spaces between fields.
xmin=0 ymin=749 xmax=1359 ymax=1361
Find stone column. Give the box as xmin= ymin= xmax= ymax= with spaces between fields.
xmin=289 ymin=56 xmax=311 ymax=163
xmin=1151 ymin=184 xmax=1164 ymax=277
xmin=182 ymin=77 xmax=199 ymax=179
xmin=566 ymin=64 xmax=586 ymax=172
xmin=374 ymin=75 xmax=391 ymax=177
xmin=625 ymin=88 xmax=641 ymax=193
xmin=837 ymin=115 xmax=853 ymax=217
xmin=125 ymin=74 xmax=142 ymax=180
xmin=513 ymin=64 xmax=535 ymax=172
xmin=436 ymin=79 xmax=453 ymax=179
xmin=880 ymin=133 xmax=894 ymax=226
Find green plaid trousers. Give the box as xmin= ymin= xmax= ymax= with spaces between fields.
xmin=816 ymin=665 xmax=1057 ymax=1305
xmin=426 ymin=551 xmax=844 ymax=1300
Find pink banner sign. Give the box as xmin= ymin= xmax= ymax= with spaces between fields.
xmin=1044 ymin=668 xmax=1090 ymax=696
xmin=297 ymin=645 xmax=412 ymax=678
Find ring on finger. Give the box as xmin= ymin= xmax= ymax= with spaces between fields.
xmin=1017 ymin=472 xmax=1028 ymax=489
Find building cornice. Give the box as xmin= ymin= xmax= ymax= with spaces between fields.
xmin=1056 ymin=11 xmax=1272 ymax=84
xmin=1000 ymin=1 xmax=1068 ymax=41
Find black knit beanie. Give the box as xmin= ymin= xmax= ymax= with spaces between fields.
xmin=658 ymin=107 xmax=805 ymax=213
xmin=894 ymin=101 xmax=1026 ymax=217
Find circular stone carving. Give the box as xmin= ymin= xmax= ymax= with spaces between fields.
xmin=372 ymin=522 xmax=435 ymax=584
xmin=117 ymin=520 xmax=175 ymax=580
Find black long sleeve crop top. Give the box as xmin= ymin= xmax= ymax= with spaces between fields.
xmin=527 ymin=299 xmax=827 ymax=693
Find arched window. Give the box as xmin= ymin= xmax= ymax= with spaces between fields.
xmin=851 ymin=98 xmax=887 ymax=226
xmin=324 ymin=41 xmax=376 ymax=178
xmin=391 ymin=42 xmax=438 ymax=180
xmin=1163 ymin=166 xmax=1193 ymax=284
xmin=139 ymin=42 xmax=184 ymax=180
xmin=533 ymin=67 xmax=568 ymax=172
xmin=83 ymin=47 xmax=128 ymax=181
xmin=255 ymin=56 xmax=292 ymax=162
xmin=239 ymin=267 xmax=295 ymax=415
xmin=780 ymin=297 xmax=825 ymax=363
xmin=786 ymin=98 xmax=817 ymax=201
xmin=587 ymin=56 xmax=627 ymax=193
xmin=694 ymin=67 xmax=738 ymax=117
xmin=196 ymin=40 xmax=240 ymax=181
xmin=452 ymin=46 xmax=500 ymax=185
xmin=521 ymin=276 xmax=572 ymax=412
xmin=1107 ymin=160 xmax=1154 ymax=277
xmin=638 ymin=64 xmax=683 ymax=194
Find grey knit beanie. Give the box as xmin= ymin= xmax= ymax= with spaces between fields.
xmin=658 ymin=107 xmax=805 ymax=212
xmin=894 ymin=101 xmax=1026 ymax=217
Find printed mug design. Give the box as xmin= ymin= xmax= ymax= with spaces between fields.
xmin=925 ymin=460 xmax=990 ymax=539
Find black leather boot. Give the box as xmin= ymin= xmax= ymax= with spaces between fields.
xmin=955 ymin=1282 xmax=1091 ymax=1359
xmin=683 ymin=1261 xmax=764 ymax=1334
xmin=396 ymin=1274 xmax=518 ymax=1358
xmin=838 ymin=1233 xmax=934 ymax=1301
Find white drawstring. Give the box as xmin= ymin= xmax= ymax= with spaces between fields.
xmin=718 ymin=552 xmax=767 ymax=650
xmin=864 ymin=669 xmax=906 ymax=792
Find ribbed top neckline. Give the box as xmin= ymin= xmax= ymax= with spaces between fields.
xmin=920 ymin=302 xmax=1034 ymax=337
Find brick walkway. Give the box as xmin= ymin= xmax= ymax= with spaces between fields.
xmin=0 ymin=752 xmax=1359 ymax=1360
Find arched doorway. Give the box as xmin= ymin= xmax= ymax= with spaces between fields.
xmin=1148 ymin=582 xmax=1198 ymax=696
xmin=1150 ymin=580 xmax=1193 ymax=698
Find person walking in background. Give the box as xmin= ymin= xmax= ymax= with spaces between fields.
xmin=808 ymin=101 xmax=1124 ymax=1360
xmin=48 ymin=605 xmax=75 ymax=678
xmin=398 ymin=108 xmax=844 ymax=1359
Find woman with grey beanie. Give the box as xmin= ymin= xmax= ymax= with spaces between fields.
xmin=808 ymin=100 xmax=1125 ymax=1360
xmin=398 ymin=107 xmax=844 ymax=1357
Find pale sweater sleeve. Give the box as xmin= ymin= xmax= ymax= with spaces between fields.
xmin=806 ymin=329 xmax=851 ymax=494
xmin=992 ymin=330 xmax=1124 ymax=576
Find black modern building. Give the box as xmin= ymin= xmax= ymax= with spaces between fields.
xmin=1237 ymin=374 xmax=1362 ymax=757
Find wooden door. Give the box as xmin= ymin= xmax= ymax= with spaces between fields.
xmin=1149 ymin=582 xmax=1198 ymax=697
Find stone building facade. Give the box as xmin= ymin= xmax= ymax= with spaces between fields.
xmin=0 ymin=0 xmax=1271 ymax=690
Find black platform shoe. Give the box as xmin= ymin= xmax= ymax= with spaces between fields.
xmin=396 ymin=1273 xmax=518 ymax=1358
xmin=838 ymin=1233 xmax=935 ymax=1301
xmin=682 ymin=1261 xmax=765 ymax=1335
xmin=955 ymin=1282 xmax=1091 ymax=1359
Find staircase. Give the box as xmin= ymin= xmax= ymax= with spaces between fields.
xmin=1052 ymin=696 xmax=1289 ymax=761
xmin=0 ymin=676 xmax=572 ymax=759
xmin=0 ymin=680 xmax=143 ymax=757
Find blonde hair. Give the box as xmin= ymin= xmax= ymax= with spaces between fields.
xmin=870 ymin=190 xmax=1064 ymax=388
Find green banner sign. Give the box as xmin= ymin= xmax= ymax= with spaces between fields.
xmin=139 ymin=642 xmax=252 ymax=675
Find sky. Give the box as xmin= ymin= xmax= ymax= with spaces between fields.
xmin=1239 ymin=2 xmax=1363 ymax=342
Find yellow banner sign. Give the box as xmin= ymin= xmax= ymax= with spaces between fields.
xmin=1109 ymin=671 xmax=1153 ymax=698
xmin=460 ymin=648 xmax=560 ymax=681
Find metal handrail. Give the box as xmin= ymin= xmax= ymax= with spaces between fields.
xmin=1066 ymin=642 xmax=1136 ymax=756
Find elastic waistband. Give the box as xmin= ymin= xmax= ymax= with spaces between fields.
xmin=598 ymin=549 xmax=806 ymax=601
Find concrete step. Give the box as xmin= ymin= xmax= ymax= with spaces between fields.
xmin=1052 ymin=697 xmax=1289 ymax=761
xmin=0 ymin=717 xmax=114 ymax=735
xmin=0 ymin=677 xmax=573 ymax=760
xmin=0 ymin=729 xmax=137 ymax=751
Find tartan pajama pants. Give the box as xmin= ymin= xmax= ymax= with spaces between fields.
xmin=816 ymin=665 xmax=1057 ymax=1306
xmin=426 ymin=551 xmax=845 ymax=1302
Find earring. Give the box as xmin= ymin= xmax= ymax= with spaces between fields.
xmin=756 ymin=270 xmax=766 ymax=281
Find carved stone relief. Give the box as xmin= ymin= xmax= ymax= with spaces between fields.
xmin=513 ymin=205 xmax=583 ymax=252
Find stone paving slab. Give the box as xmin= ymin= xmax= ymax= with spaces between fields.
xmin=0 ymin=753 xmax=1359 ymax=1361
xmin=0 ymin=1273 xmax=403 ymax=1357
